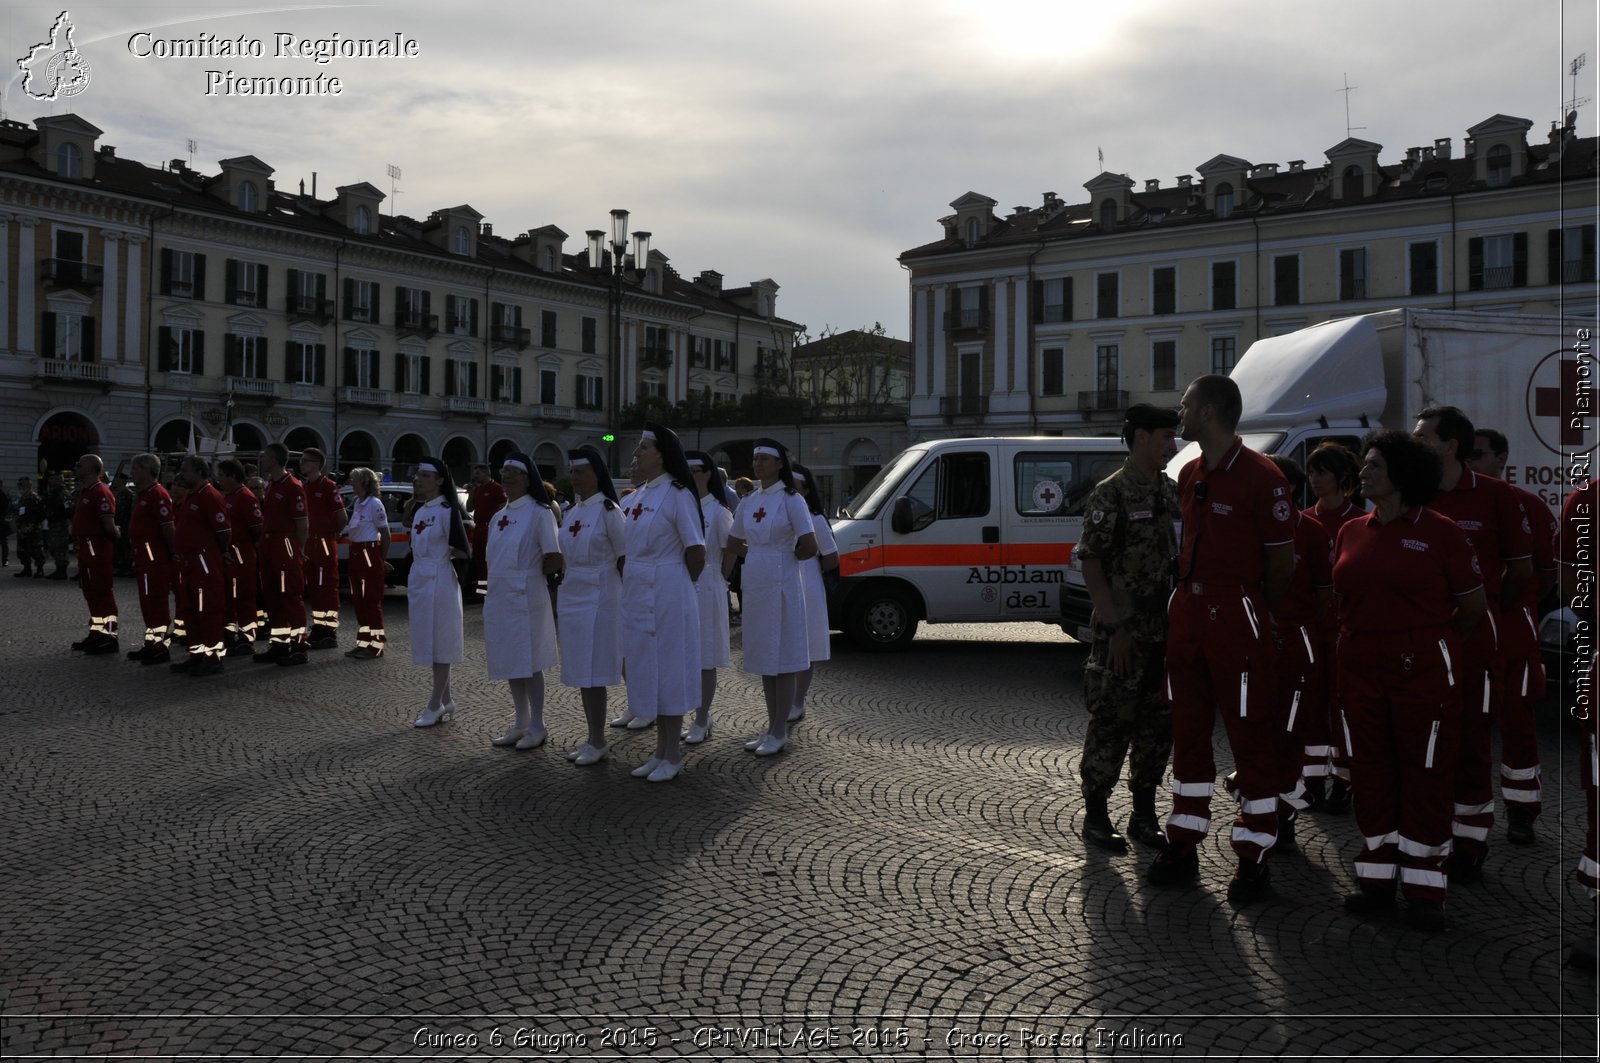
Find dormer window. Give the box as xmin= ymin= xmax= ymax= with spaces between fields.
xmin=1099 ymin=199 xmax=1117 ymax=227
xmin=353 ymin=205 xmax=371 ymax=235
xmin=543 ymin=246 xmax=557 ymax=271
xmin=1214 ymin=183 xmax=1234 ymax=219
xmin=1486 ymin=144 xmax=1511 ymax=186
xmin=964 ymin=218 xmax=978 ymax=245
xmin=1342 ymin=165 xmax=1364 ymax=200
xmin=237 ymin=181 xmax=258 ymax=212
xmin=454 ymin=226 xmax=469 ymax=254
xmin=58 ymin=142 xmax=83 ymax=179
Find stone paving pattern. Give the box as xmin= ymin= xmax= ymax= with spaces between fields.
xmin=1 ymin=572 xmax=1597 ymax=1059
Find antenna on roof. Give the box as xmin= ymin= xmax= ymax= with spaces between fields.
xmin=1336 ymin=73 xmax=1365 ymax=139
xmin=387 ymin=163 xmax=402 ymax=208
xmin=186 ymin=138 xmax=196 ymax=167
xmin=1566 ymin=54 xmax=1591 ymax=123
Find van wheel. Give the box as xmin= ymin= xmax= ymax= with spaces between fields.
xmin=847 ymin=586 xmax=918 ymax=651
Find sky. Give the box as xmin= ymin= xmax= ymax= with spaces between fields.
xmin=2 ymin=0 xmax=1596 ymax=341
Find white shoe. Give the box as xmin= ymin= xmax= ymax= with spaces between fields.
xmin=514 ymin=725 xmax=547 ymax=750
xmin=414 ymin=700 xmax=456 ymax=728
xmin=572 ymin=743 xmax=608 ymax=766
xmin=626 ymin=714 xmax=653 ymax=731
xmin=753 ymin=734 xmax=788 ymax=757
xmin=631 ymin=756 xmax=663 ymax=778
xmin=682 ymin=718 xmax=712 ymax=744
xmin=491 ymin=727 xmax=527 ymax=747
xmin=744 ymin=733 xmax=768 ymax=751
xmin=609 ymin=710 xmax=637 ymax=729
xmin=647 ymin=759 xmax=682 ymax=783
xmin=787 ymin=706 xmax=806 ymax=723
xmin=565 ymin=747 xmax=581 ymax=761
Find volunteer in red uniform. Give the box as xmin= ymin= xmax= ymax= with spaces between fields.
xmin=342 ymin=467 xmax=391 ymax=659
xmin=1267 ymin=456 xmax=1333 ymax=838
xmin=1336 ymin=430 xmax=1486 ymax=930
xmin=298 ymin=447 xmax=346 ymax=649
xmin=1148 ymin=375 xmax=1296 ymax=903
xmin=125 ymin=453 xmax=177 ymax=665
xmin=1414 ymin=406 xmax=1533 ymax=882
xmin=169 ymin=456 xmax=232 ymax=677
xmin=1558 ymin=477 xmax=1599 ymax=970
xmin=1468 ymin=428 xmax=1559 ymax=843
xmin=69 ymin=453 xmax=121 ymax=655
xmin=1305 ymin=442 xmax=1366 ymax=812
xmin=467 ymin=463 xmax=506 ymax=600
xmin=255 ymin=443 xmax=311 ymax=667
xmin=217 ymin=460 xmax=264 ymax=656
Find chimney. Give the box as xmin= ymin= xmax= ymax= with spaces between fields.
xmin=1438 ymin=137 xmax=1453 ymax=159
xmin=697 ymin=269 xmax=722 ymax=293
xmin=311 ymin=171 xmax=317 ymax=198
xmin=1252 ymin=163 xmax=1278 ymax=177
xmin=1042 ymin=191 xmax=1061 ymax=209
xmin=1144 ymin=178 xmax=1160 ymax=191
xmin=1176 ymin=175 xmax=1192 ymax=188
xmin=1287 ymin=160 xmax=1305 ymax=173
xmin=1012 ymin=205 xmax=1030 ymax=217
xmin=98 ymin=144 xmax=114 ymax=159
xmin=170 ymin=158 xmax=186 ymax=173
xmin=1405 ymin=147 xmax=1421 ymax=164
xmin=480 ymin=223 xmax=493 ymax=238
xmin=1421 ymin=146 xmax=1435 ymax=162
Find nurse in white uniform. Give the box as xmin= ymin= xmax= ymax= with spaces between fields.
xmin=724 ymin=438 xmax=817 ymax=756
xmin=623 ymin=423 xmax=705 ymax=783
xmin=557 ymin=445 xmax=626 ymax=766
xmin=684 ymin=451 xmax=734 ymax=745
xmin=789 ymin=462 xmax=839 ymax=724
xmin=484 ymin=452 xmax=565 ymax=751
xmin=407 ymin=456 xmax=469 ymax=727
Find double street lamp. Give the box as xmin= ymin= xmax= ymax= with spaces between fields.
xmin=586 ymin=209 xmax=650 ymax=472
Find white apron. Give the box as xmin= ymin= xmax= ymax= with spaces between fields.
xmin=557 ymin=492 xmax=626 ymax=687
xmin=483 ymin=495 xmax=561 ymax=681
xmin=801 ymin=512 xmax=836 ymax=663
xmin=405 ymin=497 xmax=465 ymax=666
xmin=733 ymin=481 xmax=812 ymax=676
xmin=697 ymin=494 xmax=734 ymax=669
xmin=621 ymin=475 xmax=703 ymax=719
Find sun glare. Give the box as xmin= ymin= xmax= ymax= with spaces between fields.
xmin=946 ymin=0 xmax=1153 ymax=63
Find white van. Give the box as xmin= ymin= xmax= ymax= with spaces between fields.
xmin=828 ymin=436 xmax=1128 ymax=650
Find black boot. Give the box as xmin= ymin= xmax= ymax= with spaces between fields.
xmin=1082 ymin=794 xmax=1128 ymax=852
xmin=1126 ymin=787 xmax=1164 ymax=846
xmin=1277 ymin=807 xmax=1298 ymax=852
xmin=1323 ymin=778 xmax=1352 ymax=815
xmin=1343 ymin=884 xmax=1396 ymax=915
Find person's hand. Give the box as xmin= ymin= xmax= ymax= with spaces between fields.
xmin=1105 ymin=628 xmax=1134 ymax=678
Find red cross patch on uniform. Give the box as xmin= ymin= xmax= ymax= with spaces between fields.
xmin=569 ymin=520 xmax=584 ymax=536
xmin=752 ymin=507 xmax=767 ymax=523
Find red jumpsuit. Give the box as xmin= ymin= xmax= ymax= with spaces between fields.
xmin=469 ymin=479 xmax=506 ymax=596
xmin=259 ymin=472 xmax=309 ymax=653
xmin=1334 ymin=506 xmax=1482 ymax=903
xmin=1559 ymin=481 xmax=1599 ymax=900
xmin=1272 ymin=510 xmax=1334 ymax=801
xmin=1497 ymin=481 xmax=1557 ymax=819
xmin=73 ymin=480 xmax=120 ymax=642
xmin=1164 ymin=437 xmax=1297 ymax=864
xmin=1429 ymin=468 xmax=1533 ymax=866
xmin=175 ymin=482 xmax=230 ymax=664
xmin=301 ymin=474 xmax=346 ymax=640
xmin=128 ymin=482 xmax=176 ymax=651
xmin=222 ymin=485 xmax=264 ymax=646
xmin=1307 ymin=498 xmax=1367 ymax=785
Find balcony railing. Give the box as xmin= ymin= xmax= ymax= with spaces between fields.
xmin=1339 ymin=278 xmax=1368 ymax=300
xmin=224 ymin=376 xmax=280 ymax=400
xmin=287 ymin=295 xmax=334 ymax=324
xmin=395 ymin=310 xmax=439 ymax=337
xmin=42 ymin=259 xmax=103 ymax=288
xmin=338 ymin=386 xmax=392 ymax=408
xmin=35 ymin=357 xmax=110 ymax=386
xmin=1077 ymin=389 xmax=1129 ymax=412
xmin=940 ymin=394 xmax=988 ymax=418
xmin=1037 ymin=304 xmax=1069 ymax=323
xmin=491 ymin=324 xmax=531 ymax=349
xmin=1564 ymin=259 xmax=1597 ymax=284
xmin=1481 ymin=266 xmax=1515 ymax=290
xmin=639 ymin=345 xmax=673 ymax=372
xmin=345 ymin=305 xmax=374 ymax=323
xmin=445 ymin=396 xmax=487 ymax=415
xmin=941 ymin=306 xmax=988 ymax=332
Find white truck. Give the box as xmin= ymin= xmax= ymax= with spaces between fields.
xmin=1061 ymin=308 xmax=1594 ymax=648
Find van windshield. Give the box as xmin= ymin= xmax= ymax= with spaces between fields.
xmin=1165 ymin=432 xmax=1285 ymax=481
xmin=840 ymin=448 xmax=926 ymax=520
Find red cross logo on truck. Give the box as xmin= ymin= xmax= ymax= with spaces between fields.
xmin=1527 ymin=349 xmax=1598 ymax=456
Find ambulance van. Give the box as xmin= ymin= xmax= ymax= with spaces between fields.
xmin=827 ymin=436 xmax=1127 ymax=650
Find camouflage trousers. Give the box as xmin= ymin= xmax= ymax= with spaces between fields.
xmin=16 ymin=528 xmax=44 ymax=571
xmin=1080 ymin=635 xmax=1173 ymax=801
xmin=47 ymin=527 xmax=70 ymax=573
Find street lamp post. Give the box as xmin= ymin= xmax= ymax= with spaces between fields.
xmin=586 ymin=209 xmax=650 ymax=473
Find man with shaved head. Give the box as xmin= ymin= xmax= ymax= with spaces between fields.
xmin=70 ymin=453 xmax=121 ymax=654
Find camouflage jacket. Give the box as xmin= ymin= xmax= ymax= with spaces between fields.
xmin=1074 ymin=457 xmax=1178 ymax=642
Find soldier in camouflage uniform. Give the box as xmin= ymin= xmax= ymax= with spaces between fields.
xmin=1076 ymin=404 xmax=1181 ymax=852
xmin=43 ymin=472 xmax=73 ymax=579
xmin=13 ymin=478 xmax=45 ymax=577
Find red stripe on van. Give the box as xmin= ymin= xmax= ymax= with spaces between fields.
xmin=839 ymin=542 xmax=1074 ymax=576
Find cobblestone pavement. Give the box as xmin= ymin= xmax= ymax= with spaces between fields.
xmin=1 ymin=573 xmax=1597 ymax=1060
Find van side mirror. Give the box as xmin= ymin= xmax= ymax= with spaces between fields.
xmin=891 ymin=496 xmax=915 ymax=534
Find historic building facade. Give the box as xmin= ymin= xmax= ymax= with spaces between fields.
xmin=900 ymin=112 xmax=1599 ymax=439
xmin=0 ymin=113 xmax=799 ymax=483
